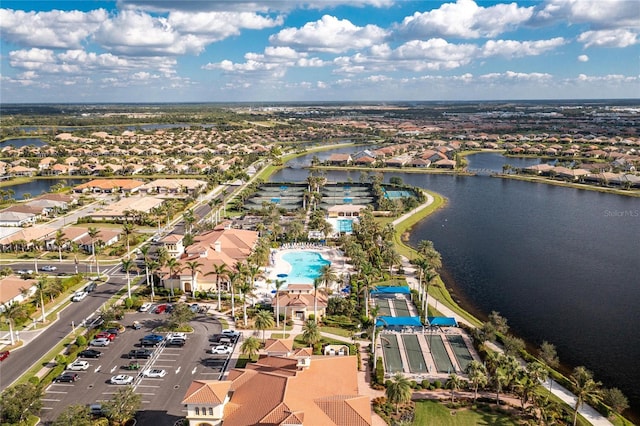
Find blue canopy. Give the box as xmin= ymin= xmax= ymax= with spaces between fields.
xmin=376 ymin=316 xmax=423 ymax=327
xmin=370 ymin=286 xmax=411 ymax=295
xmin=427 ymin=316 xmax=458 ymax=327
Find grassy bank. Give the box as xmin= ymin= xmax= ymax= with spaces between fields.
xmin=495 ymin=174 xmax=640 ymax=197
xmin=390 ymin=190 xmax=483 ymax=328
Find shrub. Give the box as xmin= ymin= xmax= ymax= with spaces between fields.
xmin=55 ymin=354 xmax=68 ymax=366
xmin=307 ymin=314 xmax=315 ymax=321
xmin=28 ymin=376 xmax=40 ymax=386
xmin=124 ymin=297 xmax=134 ymax=309
xmin=375 ymin=357 xmax=385 ymax=384
xmin=410 ymin=380 xmax=418 ymax=389
xmin=421 ymin=379 xmax=430 ymax=389
xmin=76 ymin=335 xmax=87 ymax=346
xmin=433 ymin=380 xmax=442 ymax=389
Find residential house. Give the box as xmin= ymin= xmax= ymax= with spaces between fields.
xmin=326 ymin=154 xmax=352 ymax=165
xmin=0 ymin=210 xmax=37 ymax=227
xmin=0 ymin=276 xmax=37 ymax=310
xmin=73 ymin=179 xmax=145 ymax=194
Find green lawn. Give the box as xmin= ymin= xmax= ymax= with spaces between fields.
xmin=412 ymin=400 xmax=520 ymax=426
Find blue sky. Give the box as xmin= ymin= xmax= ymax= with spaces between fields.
xmin=1 ymin=0 xmax=638 ymax=103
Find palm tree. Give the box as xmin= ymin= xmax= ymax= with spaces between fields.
xmin=165 ymin=258 xmax=181 ymax=301
xmin=34 ymin=277 xmax=49 ymax=323
xmin=446 ymin=373 xmax=465 ymax=403
xmin=87 ymin=227 xmax=101 ymax=276
xmin=238 ymin=280 xmax=252 ymax=327
xmin=139 ymin=245 xmax=152 ymax=294
xmin=121 ymin=222 xmax=135 ymax=257
xmin=312 ymin=277 xmax=321 ymax=321
xmin=121 ymin=258 xmax=135 ymax=299
xmin=1 ymin=302 xmax=25 ymax=345
xmin=54 ymin=229 xmax=66 ymax=262
xmin=385 ymin=373 xmax=412 ymax=414
xmin=227 ymin=269 xmax=242 ymax=319
xmin=570 ymin=366 xmax=602 ymax=426
xmin=319 ymin=264 xmax=338 ymax=293
xmin=183 ymin=260 xmax=203 ymax=297
xmin=273 ymin=279 xmax=285 ymax=328
xmin=69 ymin=242 xmax=80 ymax=275
xmin=302 ymin=319 xmax=321 ymax=347
xmin=466 ymin=360 xmax=488 ymax=402
xmin=254 ymin=310 xmax=274 ymax=343
xmin=146 ymin=260 xmax=160 ymax=302
xmin=240 ymin=336 xmax=260 ymax=360
xmin=205 ymin=263 xmax=229 ymax=311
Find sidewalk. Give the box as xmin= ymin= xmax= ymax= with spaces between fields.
xmin=400 ymin=254 xmax=612 ymax=426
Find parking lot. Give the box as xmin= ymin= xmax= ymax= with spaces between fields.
xmin=40 ymin=304 xmax=230 ymax=425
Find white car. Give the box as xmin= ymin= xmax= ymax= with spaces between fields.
xmin=67 ymin=360 xmax=90 ymax=371
xmin=110 ymin=375 xmax=134 ymax=385
xmin=90 ymin=338 xmax=110 ymax=347
xmin=166 ymin=332 xmax=187 ymax=341
xmin=143 ymin=369 xmax=167 ymax=378
xmin=139 ymin=303 xmax=153 ymax=312
xmin=221 ymin=329 xmax=240 ymax=338
xmin=72 ymin=291 xmax=88 ymax=302
xmin=41 ymin=265 xmax=57 ymax=272
xmin=210 ymin=345 xmax=233 ymax=355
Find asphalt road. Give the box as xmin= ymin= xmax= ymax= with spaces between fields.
xmin=0 ymin=268 xmax=127 ymax=391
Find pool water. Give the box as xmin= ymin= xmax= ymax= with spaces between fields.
xmin=281 ymin=251 xmax=331 ymax=284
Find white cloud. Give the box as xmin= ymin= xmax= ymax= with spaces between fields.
xmin=118 ymin=0 xmax=394 ymax=13
xmin=0 ymin=9 xmax=107 ymax=49
xmin=578 ymin=54 xmax=589 ymax=62
xmin=396 ymin=0 xmax=534 ymax=39
xmin=577 ymin=29 xmax=638 ymax=48
xmin=269 ymin=15 xmax=388 ymax=53
xmin=167 ymin=11 xmax=283 ymax=39
xmin=482 ymin=37 xmax=566 ymax=58
xmin=533 ymin=0 xmax=640 ymax=29
xmin=480 ymin=70 xmax=553 ymax=81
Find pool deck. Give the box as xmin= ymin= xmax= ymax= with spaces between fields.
xmin=255 ymin=246 xmax=354 ymax=300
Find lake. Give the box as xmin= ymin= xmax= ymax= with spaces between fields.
xmin=3 ymin=179 xmax=86 ymax=200
xmin=271 ymin=150 xmax=640 ymax=417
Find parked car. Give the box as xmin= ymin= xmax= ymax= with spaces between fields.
xmin=128 ymin=349 xmax=152 ymax=359
xmin=154 ymin=304 xmax=167 ymax=314
xmin=110 ymin=375 xmax=134 ymax=385
xmin=142 ymin=368 xmax=167 ymax=378
xmin=72 ymin=291 xmax=88 ymax=302
xmin=84 ymin=282 xmax=97 ymax=293
xmin=55 ymin=372 xmax=79 ymax=383
xmin=189 ymin=303 xmax=199 ymax=313
xmin=131 ymin=321 xmax=142 ymax=330
xmin=41 ymin=265 xmax=57 ymax=272
xmin=166 ymin=332 xmax=187 ymax=341
xmin=95 ymin=332 xmax=116 ymax=341
xmin=67 ymin=360 xmax=90 ymax=371
xmin=167 ymin=338 xmax=186 ymax=347
xmin=0 ymin=351 xmax=9 ymax=361
xmin=90 ymin=338 xmax=110 ymax=347
xmin=143 ymin=334 xmax=164 ymax=343
xmin=88 ymin=403 xmax=104 ymax=416
xmin=210 ymin=345 xmax=233 ymax=355
xmin=139 ymin=303 xmax=153 ymax=312
xmin=221 ymin=329 xmax=240 ymax=338
xmin=105 ymin=327 xmax=122 ymax=335
xmin=78 ymin=349 xmax=102 ymax=358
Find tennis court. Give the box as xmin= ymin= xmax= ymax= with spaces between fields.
xmin=425 ymin=333 xmax=455 ymax=374
xmin=402 ymin=334 xmax=428 ymax=373
xmin=381 ymin=334 xmax=403 ymax=373
xmin=376 ymin=299 xmax=392 ymax=316
xmin=447 ymin=334 xmax=474 ymax=372
xmin=393 ymin=298 xmax=412 ymax=317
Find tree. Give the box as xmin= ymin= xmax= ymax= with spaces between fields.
xmin=385 ymin=373 xmax=412 ymax=414
xmin=103 ymin=385 xmax=141 ymax=426
xmin=502 ymin=334 xmax=525 ymax=356
xmin=227 ymin=269 xmax=242 ymax=320
xmin=53 ymin=404 xmax=93 ymax=426
xmin=254 ymin=310 xmax=274 ymax=343
xmin=240 ymin=336 xmax=261 ymax=359
xmin=165 ymin=257 xmax=181 ymax=301
xmin=319 ymin=264 xmax=338 ymax=293
xmin=34 ymin=277 xmax=49 ymax=323
xmin=539 ymin=340 xmax=560 ymax=390
xmin=87 ymin=226 xmax=101 ymax=276
xmin=487 ymin=310 xmax=509 ymax=334
xmin=446 ymin=373 xmax=465 ymax=403
xmin=205 ymin=263 xmax=229 ymax=311
xmin=121 ymin=222 xmax=136 ymax=256
xmin=273 ymin=279 xmax=285 ymax=328
xmin=302 ymin=319 xmax=321 ymax=346
xmin=121 ymin=258 xmax=135 ymax=299
xmin=54 ymin=229 xmax=66 ymax=262
xmin=312 ymin=277 xmax=321 ymax=321
xmin=0 ymin=382 xmax=44 ymax=424
xmin=466 ymin=360 xmax=488 ymax=402
xmin=168 ymin=302 xmax=195 ymax=329
xmin=602 ymin=387 xmax=629 ymax=414
xmin=1 ymin=302 xmax=25 ymax=345
xmin=570 ymin=366 xmax=602 ymax=426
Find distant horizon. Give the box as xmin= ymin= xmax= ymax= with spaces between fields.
xmin=1 ymin=1 xmax=637 ymax=103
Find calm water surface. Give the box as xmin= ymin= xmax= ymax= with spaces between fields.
xmin=271 ymin=151 xmax=640 ymax=416
xmin=1 ymin=137 xmax=48 ymax=148
xmin=4 ymin=179 xmax=85 ymax=200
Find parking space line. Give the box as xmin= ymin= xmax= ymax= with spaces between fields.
xmin=42 ymin=399 xmax=61 ymax=402
xmin=41 ymin=407 xmax=54 ymax=410
xmin=46 ymin=390 xmax=70 ymax=393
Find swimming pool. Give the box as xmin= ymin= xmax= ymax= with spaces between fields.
xmin=281 ymin=251 xmax=331 ymax=284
